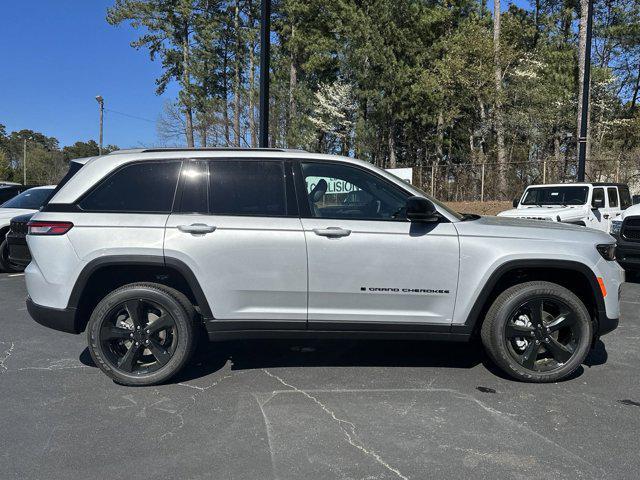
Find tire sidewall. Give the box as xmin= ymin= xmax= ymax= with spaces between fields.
xmin=485 ymin=283 xmax=593 ymax=382
xmin=87 ymin=285 xmax=194 ymax=386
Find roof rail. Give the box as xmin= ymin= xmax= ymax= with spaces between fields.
xmin=107 ymin=147 xmax=307 ymax=155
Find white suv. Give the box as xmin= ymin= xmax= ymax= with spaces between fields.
xmin=498 ymin=183 xmax=631 ymax=232
xmin=25 ymin=149 xmax=624 ymax=385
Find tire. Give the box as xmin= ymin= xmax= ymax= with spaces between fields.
xmin=87 ymin=282 xmax=198 ymax=386
xmin=481 ymin=281 xmax=593 ymax=383
xmin=0 ymin=239 xmax=22 ymax=273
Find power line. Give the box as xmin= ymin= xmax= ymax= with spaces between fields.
xmin=105 ymin=108 xmax=156 ymax=124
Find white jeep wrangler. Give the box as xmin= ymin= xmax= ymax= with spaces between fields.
xmin=498 ymin=183 xmax=631 ymax=232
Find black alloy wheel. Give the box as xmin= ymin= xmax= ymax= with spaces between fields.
xmin=100 ymin=298 xmax=178 ymax=375
xmin=504 ymin=297 xmax=579 ymax=372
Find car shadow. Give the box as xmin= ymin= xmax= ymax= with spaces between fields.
xmin=80 ymin=338 xmax=485 ymax=383
xmin=79 ymin=336 xmax=608 ymax=384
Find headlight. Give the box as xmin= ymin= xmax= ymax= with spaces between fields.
xmin=596 ymin=243 xmax=616 ymax=261
xmin=610 ymin=220 xmax=622 ymax=237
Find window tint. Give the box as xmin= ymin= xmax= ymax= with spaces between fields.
xmin=2 ymin=188 xmax=54 ymax=209
xmin=592 ymin=188 xmax=605 ymax=207
xmin=80 ymin=161 xmax=181 ymax=212
xmin=300 ymin=162 xmax=408 ymax=220
xmin=209 ymin=160 xmax=286 ymax=216
xmin=178 ymin=161 xmax=209 ymax=213
xmin=607 ymin=187 xmax=619 ymax=208
xmin=619 ymin=186 xmax=631 ymax=209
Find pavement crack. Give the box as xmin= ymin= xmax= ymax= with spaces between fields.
xmin=0 ymin=342 xmax=15 ymax=374
xmin=160 ymin=372 xmax=238 ymax=440
xmin=262 ymin=369 xmax=409 ymax=480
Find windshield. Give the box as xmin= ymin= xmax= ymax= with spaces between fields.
xmin=1 ymin=188 xmax=54 ymax=209
xmin=521 ymin=186 xmax=589 ymax=206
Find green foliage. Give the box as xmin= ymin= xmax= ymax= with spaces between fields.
xmin=0 ymin=124 xmax=118 ymax=184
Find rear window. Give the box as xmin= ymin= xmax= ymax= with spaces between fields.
xmin=208 ymin=160 xmax=286 ymax=216
xmin=1 ymin=188 xmax=54 ymax=209
xmin=80 ymin=161 xmax=181 ymax=213
xmin=607 ymin=187 xmax=619 ymax=208
xmin=619 ymin=186 xmax=632 ymax=209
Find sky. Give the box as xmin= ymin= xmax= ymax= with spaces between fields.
xmin=0 ymin=0 xmax=530 ymax=149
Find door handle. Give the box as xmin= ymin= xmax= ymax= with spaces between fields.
xmin=313 ymin=227 xmax=351 ymax=238
xmin=603 ymin=214 xmax=610 ymax=220
xmin=177 ymin=223 xmax=217 ymax=234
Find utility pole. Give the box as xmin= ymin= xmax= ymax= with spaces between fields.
xmin=95 ymin=95 xmax=104 ymax=155
xmin=577 ymin=0 xmax=593 ymax=182
xmin=259 ymin=0 xmax=270 ymax=148
xmin=23 ymin=139 xmax=27 ymax=185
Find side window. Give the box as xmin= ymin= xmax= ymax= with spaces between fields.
xmin=178 ymin=161 xmax=209 ymax=213
xmin=80 ymin=161 xmax=181 ymax=212
xmin=619 ymin=186 xmax=631 ymax=209
xmin=300 ymin=162 xmax=408 ymax=220
xmin=592 ymin=188 xmax=605 ymax=209
xmin=607 ymin=187 xmax=619 ymax=208
xmin=209 ymin=160 xmax=286 ymax=216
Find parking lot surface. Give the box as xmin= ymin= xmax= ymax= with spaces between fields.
xmin=1 ymin=272 xmax=640 ymax=480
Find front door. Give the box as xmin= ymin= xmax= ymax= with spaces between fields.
xmin=296 ymin=161 xmax=459 ymax=328
xmin=164 ymin=159 xmax=307 ymax=325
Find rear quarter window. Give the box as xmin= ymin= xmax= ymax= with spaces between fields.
xmin=79 ymin=161 xmax=182 ymax=213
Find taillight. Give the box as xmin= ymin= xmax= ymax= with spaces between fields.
xmin=27 ymin=221 xmax=74 ymax=235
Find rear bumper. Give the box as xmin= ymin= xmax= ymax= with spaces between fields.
xmin=26 ymin=297 xmax=79 ymax=334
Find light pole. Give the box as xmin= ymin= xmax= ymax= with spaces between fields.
xmin=23 ymin=138 xmax=27 ymax=185
xmin=259 ymin=0 xmax=271 ymax=148
xmin=95 ymin=95 xmax=104 ymax=155
xmin=577 ymin=0 xmax=593 ymax=182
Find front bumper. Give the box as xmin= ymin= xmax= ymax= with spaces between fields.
xmin=26 ymin=297 xmax=79 ymax=334
xmin=6 ymin=232 xmax=30 ymax=268
xmin=597 ymin=314 xmax=619 ymax=337
xmin=614 ymin=236 xmax=640 ymax=270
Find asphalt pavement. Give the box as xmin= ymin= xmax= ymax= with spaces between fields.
xmin=1 ymin=272 xmax=639 ymax=480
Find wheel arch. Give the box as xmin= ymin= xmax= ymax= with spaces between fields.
xmin=458 ymin=259 xmax=605 ymax=336
xmin=68 ymin=255 xmax=213 ymax=333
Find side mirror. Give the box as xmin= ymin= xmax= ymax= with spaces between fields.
xmin=592 ymin=198 xmax=605 ymax=210
xmin=512 ymin=198 xmax=520 ymax=208
xmin=406 ymin=196 xmax=438 ymax=222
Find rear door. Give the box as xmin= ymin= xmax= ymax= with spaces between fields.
xmin=602 ymin=187 xmax=621 ymax=231
xmin=296 ymin=160 xmax=459 ymax=328
xmin=164 ymin=159 xmax=307 ymax=326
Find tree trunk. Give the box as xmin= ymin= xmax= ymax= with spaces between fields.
xmin=493 ymin=0 xmax=507 ymax=197
xmin=631 ymin=62 xmax=640 ymax=111
xmin=222 ymin=37 xmax=230 ymax=146
xmin=247 ymin=0 xmax=258 ymax=147
xmin=288 ymin=26 xmax=298 ymax=148
xmin=577 ymin=0 xmax=592 ymax=174
xmin=388 ymin=126 xmax=396 ymax=168
xmin=182 ymin=26 xmax=195 ymax=148
xmin=435 ymin=110 xmax=444 ymax=164
xmin=233 ymin=0 xmax=241 ymax=147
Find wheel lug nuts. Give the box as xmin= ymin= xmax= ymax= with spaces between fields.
xmin=129 ymin=333 xmax=134 ymax=338
xmin=535 ymin=340 xmax=540 ymax=345
xmin=146 ymin=330 xmax=149 ymax=334
xmin=145 ymin=340 xmax=149 ymax=345
xmin=135 ymin=341 xmax=139 ymax=346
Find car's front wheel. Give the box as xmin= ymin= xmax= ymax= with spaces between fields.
xmin=481 ymin=281 xmax=593 ymax=383
xmin=87 ymin=283 xmax=197 ymax=386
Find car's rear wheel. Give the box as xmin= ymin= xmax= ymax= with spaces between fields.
xmin=87 ymin=283 xmax=197 ymax=386
xmin=481 ymin=281 xmax=592 ymax=383
xmin=0 ymin=239 xmax=22 ymax=273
